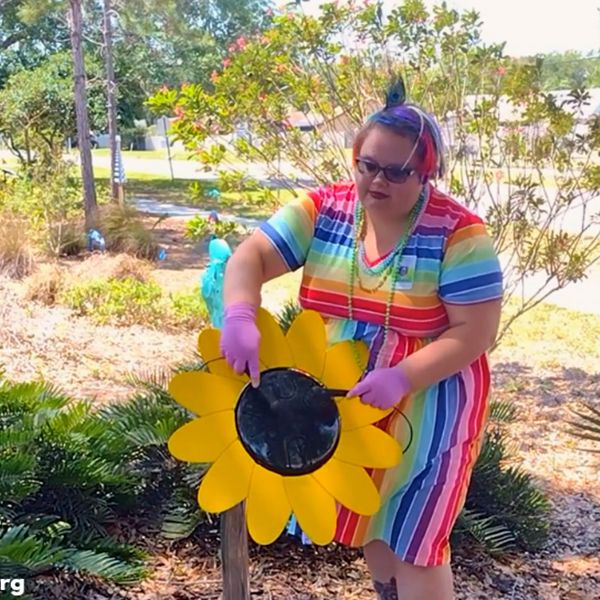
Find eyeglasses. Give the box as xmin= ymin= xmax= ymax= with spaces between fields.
xmin=354 ymin=157 xmax=416 ymax=184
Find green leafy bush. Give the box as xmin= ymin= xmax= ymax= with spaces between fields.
xmin=0 ymin=153 xmax=84 ymax=258
xmin=0 ymin=378 xmax=146 ymax=584
xmin=184 ymin=214 xmax=243 ymax=242
xmin=453 ymin=409 xmax=551 ymax=554
xmin=0 ymin=369 xmax=207 ymax=588
xmin=60 ymin=277 xmax=164 ymax=326
xmin=169 ymin=291 xmax=209 ymax=329
xmin=59 ymin=277 xmax=208 ymax=330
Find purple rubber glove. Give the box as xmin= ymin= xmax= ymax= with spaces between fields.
xmin=347 ymin=365 xmax=411 ymax=409
xmin=219 ymin=302 xmax=261 ymax=387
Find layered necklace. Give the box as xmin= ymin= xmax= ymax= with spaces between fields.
xmin=347 ymin=187 xmax=427 ymax=360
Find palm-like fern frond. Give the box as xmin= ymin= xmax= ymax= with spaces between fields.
xmin=61 ymin=549 xmax=146 ymax=584
xmin=276 ymin=299 xmax=302 ymax=333
xmin=456 ymin=428 xmax=551 ymax=552
xmin=453 ymin=509 xmax=516 ymax=554
xmin=489 ymin=400 xmax=517 ymax=423
xmin=567 ymin=401 xmax=600 ymax=450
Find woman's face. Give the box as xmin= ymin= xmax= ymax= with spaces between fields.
xmin=354 ymin=124 xmax=423 ymax=221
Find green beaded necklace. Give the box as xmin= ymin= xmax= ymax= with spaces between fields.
xmin=347 ymin=187 xmax=427 ymax=363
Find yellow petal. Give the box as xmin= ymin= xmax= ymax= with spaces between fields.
xmin=334 ymin=425 xmax=402 ymax=468
xmin=168 ymin=412 xmax=236 ymax=463
xmin=321 ymin=340 xmax=368 ymax=389
xmin=337 ymin=397 xmax=392 ymax=431
xmin=197 ymin=328 xmax=248 ymax=382
xmin=198 ymin=441 xmax=254 ymax=513
xmin=285 ymin=310 xmax=326 ymax=378
xmin=284 ymin=475 xmax=336 ymax=545
xmin=256 ymin=307 xmax=293 ymax=368
xmin=312 ymin=458 xmax=380 ymax=515
xmin=168 ymin=371 xmax=243 ymax=416
xmin=246 ymin=466 xmax=291 ymax=545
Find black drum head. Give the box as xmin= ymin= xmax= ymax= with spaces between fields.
xmin=235 ymin=368 xmax=341 ymax=476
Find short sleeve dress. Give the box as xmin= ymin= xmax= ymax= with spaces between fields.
xmin=259 ymin=181 xmax=503 ymax=567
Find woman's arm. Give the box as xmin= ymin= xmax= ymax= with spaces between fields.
xmin=223 ymin=230 xmax=291 ymax=307
xmin=399 ymin=299 xmax=502 ymax=391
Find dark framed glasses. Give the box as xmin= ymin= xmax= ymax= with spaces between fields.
xmin=355 ymin=157 xmax=415 ymax=184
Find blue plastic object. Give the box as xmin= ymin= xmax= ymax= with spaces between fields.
xmin=200 ymin=237 xmax=232 ymax=328
xmin=87 ymin=229 xmax=106 ymax=253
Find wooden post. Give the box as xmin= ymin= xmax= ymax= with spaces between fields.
xmin=220 ymin=503 xmax=250 ymax=600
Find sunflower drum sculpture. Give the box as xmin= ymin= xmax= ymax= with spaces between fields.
xmin=167 ymin=308 xmax=403 ymax=545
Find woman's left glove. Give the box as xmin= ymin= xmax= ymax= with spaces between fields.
xmin=346 ymin=365 xmax=411 ymax=410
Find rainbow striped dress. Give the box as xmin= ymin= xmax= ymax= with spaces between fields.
xmin=260 ymin=181 xmax=503 ymax=567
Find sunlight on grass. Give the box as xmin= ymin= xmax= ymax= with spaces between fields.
xmin=92 ymin=148 xmax=191 ymax=161
xmin=500 ymin=298 xmax=600 ymax=360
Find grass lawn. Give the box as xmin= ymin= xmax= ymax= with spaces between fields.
xmin=91 ymin=148 xmax=192 ymax=161
xmin=499 ymin=298 xmax=600 ymax=365
xmin=94 ymin=174 xmax=302 ymax=220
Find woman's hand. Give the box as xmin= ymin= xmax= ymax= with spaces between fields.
xmin=220 ymin=302 xmax=261 ymax=387
xmin=347 ymin=365 xmax=411 ymax=409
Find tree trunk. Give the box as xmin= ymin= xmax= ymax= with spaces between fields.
xmin=220 ymin=504 xmax=250 ymax=600
xmin=68 ymin=0 xmax=98 ymax=230
xmin=102 ymin=0 xmax=120 ymax=203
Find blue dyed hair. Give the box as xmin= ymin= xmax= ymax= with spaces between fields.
xmin=353 ymin=103 xmax=446 ymax=181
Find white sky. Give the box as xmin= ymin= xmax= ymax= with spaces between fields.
xmin=299 ymin=0 xmax=600 ymax=56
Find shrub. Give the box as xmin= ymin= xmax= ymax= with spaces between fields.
xmin=0 ymin=153 xmax=84 ymax=259
xmin=100 ymin=204 xmax=160 ymax=260
xmin=59 ymin=277 xmax=164 ymax=326
xmin=47 ymin=219 xmax=86 ymax=257
xmin=184 ymin=214 xmax=243 ymax=242
xmin=452 ymin=403 xmax=551 ymax=554
xmin=59 ymin=275 xmax=208 ymax=330
xmin=0 ymin=213 xmax=35 ymax=279
xmin=168 ymin=291 xmax=209 ymax=330
xmin=23 ymin=263 xmax=66 ymax=305
xmin=0 ymin=378 xmax=146 ymax=584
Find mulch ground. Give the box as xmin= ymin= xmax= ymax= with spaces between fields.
xmin=1 ymin=216 xmax=598 ymax=599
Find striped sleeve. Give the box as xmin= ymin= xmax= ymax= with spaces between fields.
xmin=259 ymin=189 xmax=321 ymax=271
xmin=439 ymin=214 xmax=503 ymax=304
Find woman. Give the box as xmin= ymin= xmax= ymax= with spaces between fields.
xmin=219 ymin=88 xmax=503 ymax=600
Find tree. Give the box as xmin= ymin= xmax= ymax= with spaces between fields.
xmin=148 ymin=0 xmax=600 ymax=343
xmin=108 ymin=0 xmax=275 ymax=127
xmin=538 ymin=51 xmax=600 ymax=90
xmin=0 ymin=0 xmax=70 ymax=87
xmin=0 ymin=52 xmax=76 ymax=165
xmin=68 ymin=0 xmax=97 ymax=229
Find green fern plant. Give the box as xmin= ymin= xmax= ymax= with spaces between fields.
xmin=453 ymin=404 xmax=551 ymax=554
xmin=99 ymin=377 xmax=207 ymax=540
xmin=0 ymin=378 xmax=145 ymax=584
xmin=276 ymin=299 xmax=303 ymax=333
xmin=567 ymin=401 xmax=600 ymax=450
xmin=0 ymin=523 xmax=145 ymax=583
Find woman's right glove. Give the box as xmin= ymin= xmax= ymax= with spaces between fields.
xmin=219 ymin=302 xmax=261 ymax=387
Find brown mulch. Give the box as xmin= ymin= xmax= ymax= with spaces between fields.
xmin=1 ymin=216 xmax=599 ymax=599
